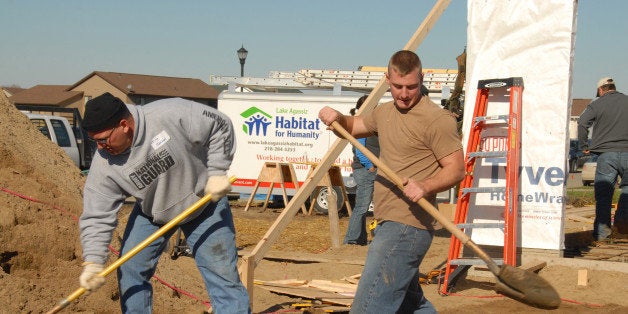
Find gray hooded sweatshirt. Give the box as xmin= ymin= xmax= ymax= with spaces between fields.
xmin=79 ymin=98 xmax=236 ymax=264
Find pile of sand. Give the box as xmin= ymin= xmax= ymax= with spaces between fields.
xmin=0 ymin=92 xmax=116 ymax=311
xmin=0 ymin=92 xmax=227 ymax=312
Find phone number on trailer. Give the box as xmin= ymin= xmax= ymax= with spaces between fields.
xmin=264 ymin=146 xmax=295 ymax=152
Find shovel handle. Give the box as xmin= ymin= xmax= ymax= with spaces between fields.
xmin=330 ymin=121 xmax=501 ymax=274
xmin=46 ymin=176 xmax=237 ymax=314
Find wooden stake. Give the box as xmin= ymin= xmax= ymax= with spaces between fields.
xmin=327 ymin=181 xmax=341 ymax=248
xmin=577 ymin=269 xmax=588 ymax=286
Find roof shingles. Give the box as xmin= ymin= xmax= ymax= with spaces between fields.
xmin=9 ymin=85 xmax=82 ymax=105
xmin=73 ymin=72 xmax=218 ymax=99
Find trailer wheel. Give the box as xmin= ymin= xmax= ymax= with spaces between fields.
xmin=310 ymin=186 xmax=344 ymax=214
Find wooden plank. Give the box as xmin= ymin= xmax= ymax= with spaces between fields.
xmin=256 ymin=285 xmax=354 ymax=306
xmin=307 ymin=280 xmax=357 ymax=294
xmin=566 ymin=214 xmax=594 ymax=224
xmin=581 ymin=250 xmax=627 ymax=261
xmin=254 ymin=279 xmax=309 ymax=287
xmin=238 ymin=248 xmax=366 ymax=265
xmin=292 ymin=304 xmax=352 ymax=313
xmin=255 ymin=279 xmax=357 ymax=296
xmin=239 ymin=255 xmax=255 ymax=308
xmin=585 ymin=247 xmax=628 ymax=255
xmin=341 ymin=273 xmax=362 ymax=285
xmin=237 ymin=0 xmax=452 ymax=301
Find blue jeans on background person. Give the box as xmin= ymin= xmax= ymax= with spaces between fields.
xmin=117 ymin=197 xmax=250 ymax=314
xmin=350 ymin=220 xmax=436 ymax=314
xmin=344 ymin=167 xmax=376 ymax=245
xmin=593 ymin=151 xmax=628 ymax=241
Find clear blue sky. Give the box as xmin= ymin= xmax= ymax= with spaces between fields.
xmin=1 ymin=0 xmax=625 ymax=99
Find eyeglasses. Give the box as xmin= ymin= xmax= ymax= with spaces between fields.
xmin=89 ymin=126 xmax=118 ymax=145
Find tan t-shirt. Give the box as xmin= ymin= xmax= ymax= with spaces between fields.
xmin=362 ymin=96 xmax=462 ymax=230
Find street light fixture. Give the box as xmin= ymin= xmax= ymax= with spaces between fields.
xmin=237 ymin=45 xmax=248 ymax=77
xmin=237 ymin=45 xmax=248 ymax=92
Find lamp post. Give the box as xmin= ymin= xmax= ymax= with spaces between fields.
xmin=237 ymin=45 xmax=248 ymax=92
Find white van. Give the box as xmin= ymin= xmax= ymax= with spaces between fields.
xmin=23 ymin=112 xmax=81 ymax=168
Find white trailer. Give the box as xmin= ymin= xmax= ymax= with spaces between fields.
xmin=218 ymin=91 xmax=394 ymax=211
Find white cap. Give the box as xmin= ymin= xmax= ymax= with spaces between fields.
xmin=596 ymin=77 xmax=615 ymax=97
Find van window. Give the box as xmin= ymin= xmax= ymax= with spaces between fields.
xmin=51 ymin=119 xmax=72 ymax=147
xmin=30 ymin=119 xmax=52 ymax=140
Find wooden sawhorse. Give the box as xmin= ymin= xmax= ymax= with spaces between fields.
xmin=244 ymin=162 xmax=307 ymax=214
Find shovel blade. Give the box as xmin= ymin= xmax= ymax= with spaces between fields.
xmin=494 ymin=265 xmax=561 ymax=309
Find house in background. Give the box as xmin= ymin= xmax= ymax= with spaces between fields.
xmin=9 ymin=85 xmax=83 ymax=108
xmin=7 ymin=71 xmax=220 ymax=117
xmin=569 ymin=98 xmax=592 ymax=139
xmin=2 ymin=86 xmax=26 ymax=98
xmin=69 ymin=71 xmax=219 ymax=115
xmin=571 ymin=98 xmax=591 ymax=117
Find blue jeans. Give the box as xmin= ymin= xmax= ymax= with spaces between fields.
xmin=593 ymin=152 xmax=628 ymax=240
xmin=344 ymin=167 xmax=376 ymax=245
xmin=117 ymin=197 xmax=250 ymax=313
xmin=350 ymin=221 xmax=436 ymax=314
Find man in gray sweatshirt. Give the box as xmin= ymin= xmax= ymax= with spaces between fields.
xmin=78 ymin=92 xmax=250 ymax=313
xmin=578 ymin=77 xmax=628 ymax=243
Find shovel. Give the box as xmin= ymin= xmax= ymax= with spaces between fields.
xmin=330 ymin=121 xmax=561 ymax=309
xmin=46 ymin=176 xmax=236 ymax=314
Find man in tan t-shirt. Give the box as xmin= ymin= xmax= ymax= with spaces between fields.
xmin=319 ymin=50 xmax=464 ymax=313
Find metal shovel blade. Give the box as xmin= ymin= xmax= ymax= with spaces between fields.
xmin=494 ymin=264 xmax=561 ymax=309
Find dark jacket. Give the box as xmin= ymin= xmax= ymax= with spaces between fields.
xmin=578 ymin=91 xmax=628 ymax=152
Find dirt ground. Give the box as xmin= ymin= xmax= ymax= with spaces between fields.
xmin=1 ymin=93 xmax=626 ymax=313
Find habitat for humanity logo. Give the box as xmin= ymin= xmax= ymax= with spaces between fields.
xmin=240 ymin=106 xmax=272 ymax=136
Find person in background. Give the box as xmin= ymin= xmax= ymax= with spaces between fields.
xmin=578 ymin=77 xmax=628 ymax=243
xmin=319 ymin=50 xmax=464 ymax=313
xmin=77 ymin=92 xmax=250 ymax=313
xmin=344 ymin=94 xmax=380 ymax=245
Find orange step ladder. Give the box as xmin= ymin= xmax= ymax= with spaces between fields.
xmin=440 ymin=77 xmax=524 ymax=295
